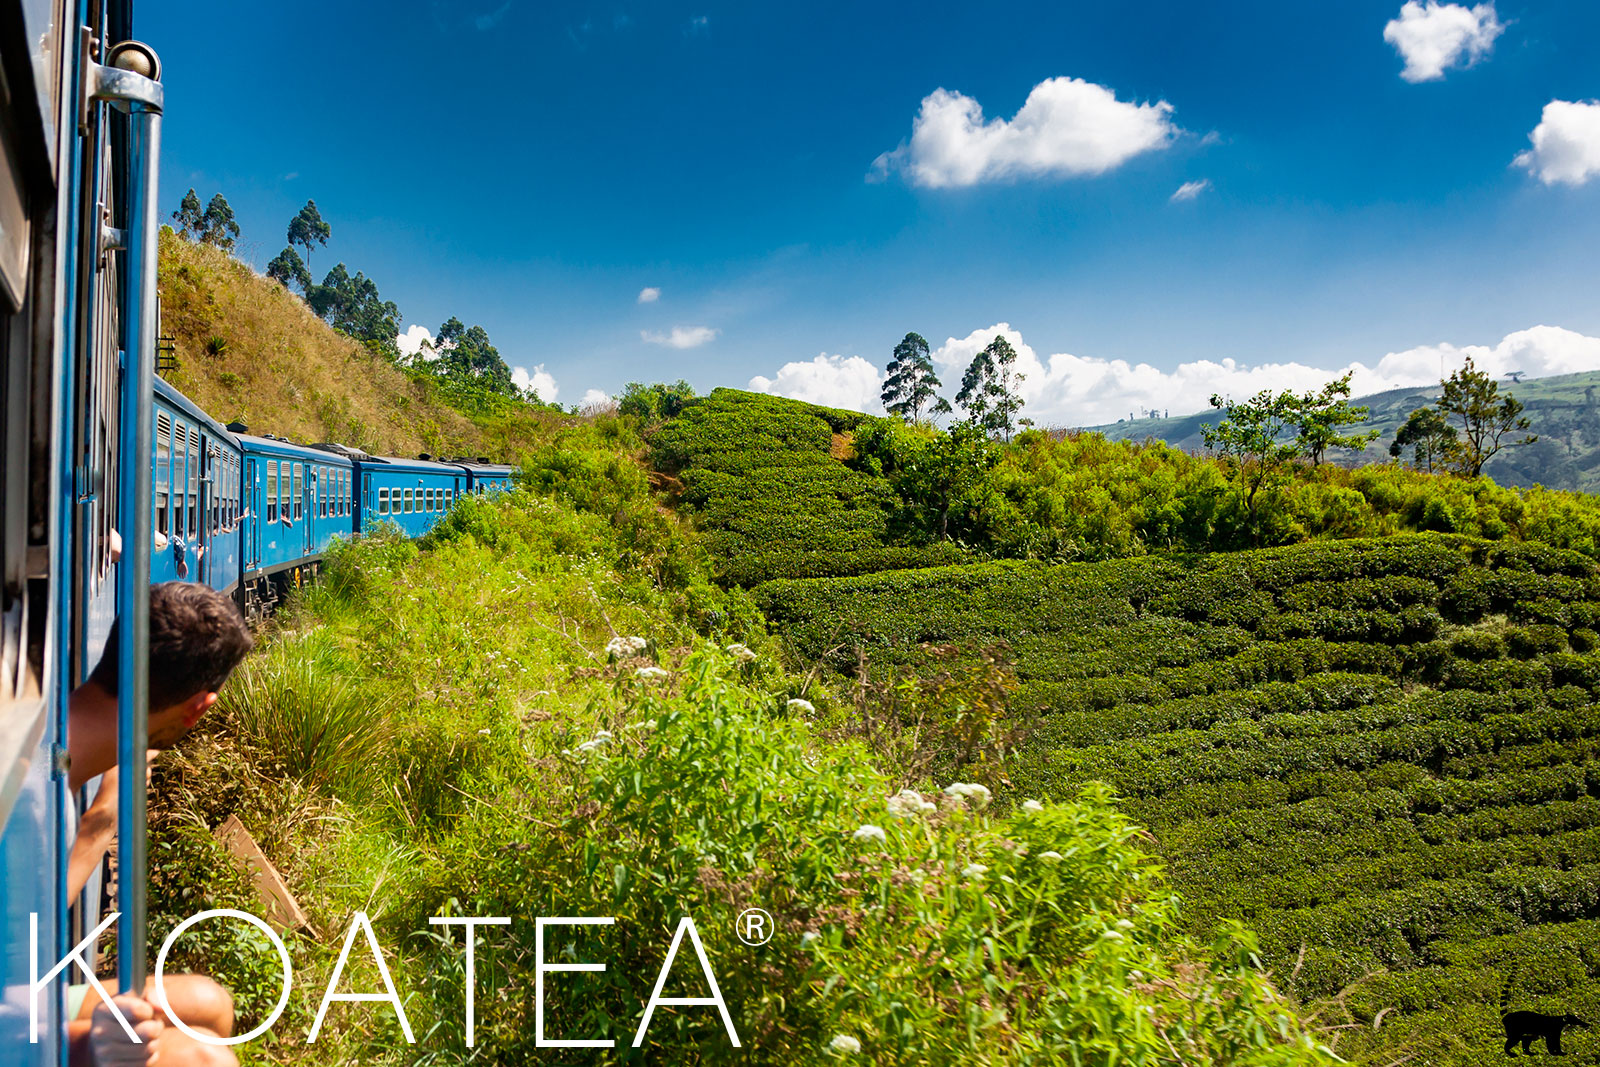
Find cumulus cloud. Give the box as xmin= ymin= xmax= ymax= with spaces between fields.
xmin=1515 ymin=100 xmax=1600 ymax=186
xmin=642 ymin=325 xmax=718 ymax=349
xmin=1170 ymin=179 xmax=1211 ymax=202
xmin=749 ymin=354 xmax=884 ymax=413
xmin=397 ymin=324 xmax=436 ymax=358
xmin=922 ymin=323 xmax=1600 ymax=427
xmin=871 ymin=77 xmax=1178 ymax=188
xmin=580 ymin=388 xmax=612 ymax=410
xmin=1383 ymin=1 xmax=1503 ymax=82
xmin=637 ymin=286 xmax=661 ymax=303
xmin=512 ymin=364 xmax=558 ymax=402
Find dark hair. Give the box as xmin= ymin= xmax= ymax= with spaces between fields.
xmin=88 ymin=583 xmax=254 ymax=709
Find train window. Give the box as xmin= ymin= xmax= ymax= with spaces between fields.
xmin=343 ymin=471 xmax=350 ymax=515
xmin=266 ymin=462 xmax=278 ymax=523
xmin=406 ymin=488 xmax=415 ymax=513
xmin=293 ymin=464 xmax=303 ymax=520
xmin=445 ymin=488 xmax=453 ymax=510
xmin=188 ymin=427 xmax=200 ymax=537
xmin=425 ymin=488 xmax=434 ymax=512
xmin=155 ymin=413 xmax=172 ymax=536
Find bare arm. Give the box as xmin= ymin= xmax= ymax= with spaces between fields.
xmin=67 ymin=772 xmax=119 ymax=901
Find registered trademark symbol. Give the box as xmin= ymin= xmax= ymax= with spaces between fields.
xmin=735 ymin=907 xmax=774 ymax=946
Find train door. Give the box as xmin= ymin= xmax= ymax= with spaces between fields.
xmin=197 ymin=437 xmax=213 ymax=586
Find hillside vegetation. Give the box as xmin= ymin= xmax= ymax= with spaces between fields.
xmin=157 ymin=230 xmax=557 ymax=459
xmin=149 ymin=413 xmax=1329 ymax=1065
xmin=1093 ymin=371 xmax=1600 ymax=493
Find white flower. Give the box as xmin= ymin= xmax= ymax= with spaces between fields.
xmin=1101 ymin=929 xmax=1125 ymax=941
xmin=786 ymin=697 xmax=816 ymax=714
xmin=624 ymin=719 xmax=656 ymax=732
xmin=1021 ymin=799 xmax=1044 ymax=813
xmin=725 ymin=642 xmax=757 ymax=663
xmin=594 ymin=730 xmax=613 ymax=741
xmin=886 ymin=789 xmax=937 ymax=818
xmin=634 ymin=666 xmax=669 ymax=681
xmin=800 ymin=931 xmax=820 ymax=947
xmin=942 ymin=782 xmax=992 ymax=809
xmin=852 ymin=824 xmax=887 ymax=844
xmin=962 ymin=863 xmax=989 ymax=880
xmin=576 ymin=739 xmax=605 ymax=753
xmin=829 ymin=1034 xmax=862 ymax=1054
xmin=1037 ymin=850 xmax=1064 ymax=863
xmin=605 ymin=635 xmax=648 ymax=657
xmin=477 ymin=728 xmax=491 ymax=735
xmin=1116 ymin=919 xmax=1135 ymax=930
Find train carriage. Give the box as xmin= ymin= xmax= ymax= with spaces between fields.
xmin=352 ymin=454 xmax=467 ymax=538
xmin=151 ymin=378 xmax=242 ymax=597
xmin=457 ymin=460 xmax=517 ymax=494
xmin=236 ymin=434 xmax=354 ymax=617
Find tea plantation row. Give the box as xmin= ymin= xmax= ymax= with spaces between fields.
xmin=757 ymin=535 xmax=1600 ymax=1066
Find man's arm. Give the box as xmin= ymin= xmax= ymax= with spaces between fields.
xmin=67 ymin=770 xmax=119 ymax=901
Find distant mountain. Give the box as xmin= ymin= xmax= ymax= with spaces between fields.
xmin=1086 ymin=370 xmax=1600 ymax=493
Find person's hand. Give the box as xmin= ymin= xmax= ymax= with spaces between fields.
xmin=88 ymin=993 xmax=163 ymax=1064
xmin=84 ymin=752 xmax=157 ymax=822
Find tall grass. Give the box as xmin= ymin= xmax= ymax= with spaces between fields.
xmin=218 ymin=634 xmax=392 ymax=796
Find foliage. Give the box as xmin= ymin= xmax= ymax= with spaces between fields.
xmin=854 ymin=418 xmax=1000 ymax=542
xmin=172 ymin=188 xmax=204 ymax=240
xmin=199 ymin=194 xmax=242 ymax=251
xmin=955 ymin=334 xmax=1025 ymax=440
xmin=1288 ymin=372 xmax=1378 ymax=465
xmin=618 ymin=380 xmax=696 ymax=422
xmin=430 ymin=316 xmax=516 ymax=395
xmin=1202 ymin=387 xmax=1301 ymax=520
xmin=1438 ymin=355 xmax=1537 ymax=476
xmin=266 ymin=246 xmax=311 ymax=292
xmin=306 ymin=262 xmax=402 ymax=357
xmin=1391 ymin=405 xmax=1457 ymax=473
xmin=647 ymin=389 xmax=965 ymax=585
xmin=287 ymin=199 xmax=331 ymax=275
xmin=881 ymin=332 xmax=950 ymax=424
xmin=758 ymin=534 xmax=1600 ymax=1066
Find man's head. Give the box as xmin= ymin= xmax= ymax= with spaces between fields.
xmin=88 ymin=582 xmax=254 ymax=747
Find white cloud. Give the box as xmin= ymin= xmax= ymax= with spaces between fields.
xmin=1383 ymin=1 xmax=1503 ymax=83
xmin=922 ymin=322 xmax=1600 ymax=427
xmin=641 ymin=325 xmax=718 ymax=349
xmin=871 ymin=77 xmax=1178 ymax=188
xmin=637 ymin=286 xmax=661 ymax=304
xmin=580 ymin=388 xmax=612 ymax=409
xmin=474 ymin=0 xmax=512 ymax=31
xmin=685 ymin=14 xmax=709 ymax=36
xmin=749 ymin=354 xmax=884 ymax=413
xmin=397 ymin=324 xmax=440 ymax=360
xmin=1515 ymin=100 xmax=1600 ymax=186
xmin=512 ymin=364 xmax=558 ymax=402
xmin=1170 ymin=179 xmax=1211 ymax=202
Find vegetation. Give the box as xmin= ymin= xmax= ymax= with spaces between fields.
xmin=172 ymin=189 xmax=242 ymax=251
xmin=955 ymin=334 xmax=1025 ymax=441
xmin=757 ymin=535 xmax=1600 ymax=1066
xmin=157 ymin=228 xmax=558 ymax=458
xmin=147 ymin=425 xmax=1331 ymax=1065
xmin=880 ymin=332 xmax=950 ymax=424
xmin=1438 ymin=355 xmax=1537 ymax=476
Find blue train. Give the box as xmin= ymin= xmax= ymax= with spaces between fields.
xmin=152 ymin=376 xmax=514 ymax=618
xmin=0 ymin=10 xmax=516 ymax=1061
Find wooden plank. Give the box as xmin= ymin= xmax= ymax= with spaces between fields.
xmin=212 ymin=814 xmax=315 ymax=937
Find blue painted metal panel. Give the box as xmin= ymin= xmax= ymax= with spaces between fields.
xmin=354 ymin=457 xmax=466 ymax=539
xmin=150 ymin=380 xmax=242 ymax=596
xmin=236 ymin=436 xmax=355 ymax=578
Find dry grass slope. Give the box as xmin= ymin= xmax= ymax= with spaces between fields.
xmin=157 ymin=230 xmax=548 ymax=459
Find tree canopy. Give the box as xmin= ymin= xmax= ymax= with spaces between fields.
xmin=266 ymin=246 xmax=311 ymax=292
xmin=955 ymin=335 xmax=1025 ymax=440
xmin=1436 ymin=355 xmax=1536 ymax=476
xmin=198 ymin=194 xmax=241 ymax=251
xmin=1288 ymin=372 xmax=1378 ymax=465
xmin=287 ymin=200 xmax=331 ymax=273
xmin=882 ymin=332 xmax=950 ymax=424
xmin=306 ymin=263 xmax=400 ymax=356
xmin=1390 ymin=406 xmax=1457 ymax=473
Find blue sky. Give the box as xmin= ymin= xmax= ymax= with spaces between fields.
xmin=143 ymin=1 xmax=1600 ymax=423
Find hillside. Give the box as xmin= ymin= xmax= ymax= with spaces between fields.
xmin=758 ymin=537 xmax=1600 ymax=1066
xmin=157 ymin=230 xmax=559 ymax=459
xmin=1091 ymin=371 xmax=1600 ymax=492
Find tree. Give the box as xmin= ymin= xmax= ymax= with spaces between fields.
xmin=1288 ymin=372 xmax=1378 ymax=465
xmin=619 ymin=381 xmax=695 ymax=421
xmin=287 ymin=200 xmax=331 ymax=276
xmin=266 ymin=247 xmax=311 ymax=292
xmin=885 ymin=421 xmax=999 ymax=541
xmin=434 ymin=316 xmax=516 ymax=395
xmin=1390 ymin=406 xmax=1456 ymax=473
xmin=306 ymin=263 xmax=400 ymax=355
xmin=882 ymin=332 xmax=951 ymax=424
xmin=1201 ymin=388 xmax=1299 ymax=520
xmin=172 ymin=189 xmax=204 ymax=240
xmin=954 ymin=335 xmax=1025 ymax=441
xmin=1436 ymin=355 xmax=1536 ymax=476
xmin=197 ymin=194 xmax=241 ymax=251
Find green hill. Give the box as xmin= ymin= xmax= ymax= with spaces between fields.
xmin=757 ymin=536 xmax=1600 ymax=1066
xmin=1092 ymin=371 xmax=1600 ymax=492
